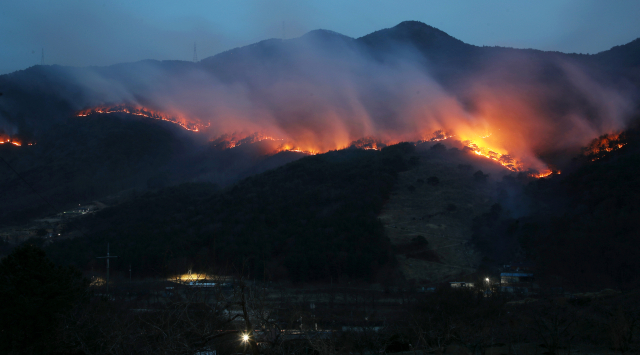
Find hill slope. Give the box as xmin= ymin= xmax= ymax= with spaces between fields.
xmin=45 ymin=144 xmax=420 ymax=282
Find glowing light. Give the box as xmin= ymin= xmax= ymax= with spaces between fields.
xmin=0 ymin=136 xmax=24 ymax=146
xmin=242 ymin=334 xmax=249 ymax=343
xmin=76 ymin=105 xmax=568 ymax=178
xmin=272 ymin=143 xmax=318 ymax=155
xmin=420 ymin=129 xmax=454 ymax=143
xmin=171 ymin=273 xmax=212 ymax=282
xmin=90 ymin=277 xmax=106 ymax=287
xmin=461 ymin=140 xmax=524 ymax=172
xmin=348 ymin=137 xmax=386 ymax=150
xmin=583 ymin=132 xmax=626 ymax=161
xmin=417 ymin=130 xmax=558 ymax=178
xmin=76 ymin=104 xmax=209 ymax=132
xmin=530 ymin=170 xmax=554 ymax=179
xmin=211 ymin=132 xmax=283 ymax=150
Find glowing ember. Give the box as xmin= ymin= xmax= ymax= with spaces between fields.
xmin=0 ymin=135 xmax=30 ymax=146
xmin=417 ymin=130 xmax=527 ymax=172
xmin=211 ymin=132 xmax=283 ymax=149
xmin=530 ymin=170 xmax=555 ymax=178
xmin=77 ymin=104 xmax=209 ymax=132
xmin=349 ymin=137 xmax=387 ymax=150
xmin=211 ymin=132 xmax=320 ymax=155
xmin=75 ymin=105 xmax=563 ymax=179
xmin=273 ymin=143 xmax=319 ymax=155
xmin=421 ymin=129 xmax=454 ymax=143
xmin=416 ymin=130 xmax=557 ymax=178
xmin=583 ymin=132 xmax=627 ymax=161
xmin=462 ymin=140 xmax=523 ymax=172
xmin=0 ymin=140 xmax=21 ymax=146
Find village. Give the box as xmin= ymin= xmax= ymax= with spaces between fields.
xmin=0 ymin=201 xmax=105 ymax=244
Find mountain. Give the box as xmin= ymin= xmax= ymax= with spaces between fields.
xmin=1 ymin=21 xmax=640 ymax=285
xmin=41 ymin=121 xmax=640 ymax=289
xmin=0 ymin=113 xmax=304 ymax=225
xmin=1 ymin=21 xmax=638 ymax=131
xmin=45 ymin=144 xmax=417 ymax=282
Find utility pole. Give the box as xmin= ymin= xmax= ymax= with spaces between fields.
xmin=282 ymin=21 xmax=285 ymax=40
xmin=41 ymin=48 xmax=44 ymax=65
xmin=97 ymin=243 xmax=118 ymax=295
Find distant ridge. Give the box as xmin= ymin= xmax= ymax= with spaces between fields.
xmin=300 ymin=29 xmax=354 ymax=41
xmin=358 ymin=20 xmax=468 ymax=48
xmin=593 ymin=37 xmax=640 ymax=71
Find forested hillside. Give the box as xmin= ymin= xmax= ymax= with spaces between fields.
xmin=47 ymin=143 xmax=418 ymax=282
xmin=472 ymin=124 xmax=640 ymax=290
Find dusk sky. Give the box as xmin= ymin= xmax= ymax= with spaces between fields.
xmin=1 ymin=0 xmax=639 ymax=75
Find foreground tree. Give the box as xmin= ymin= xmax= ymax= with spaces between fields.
xmin=0 ymin=244 xmax=88 ymax=354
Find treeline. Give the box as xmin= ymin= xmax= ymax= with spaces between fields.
xmin=47 ymin=143 xmax=418 ymax=282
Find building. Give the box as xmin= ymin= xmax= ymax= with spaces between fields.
xmin=500 ymin=272 xmax=536 ymax=294
xmin=449 ymin=282 xmax=474 ymax=288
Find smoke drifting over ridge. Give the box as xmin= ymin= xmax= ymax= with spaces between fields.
xmin=4 ymin=23 xmax=637 ymax=173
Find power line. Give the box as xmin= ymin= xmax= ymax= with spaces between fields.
xmin=97 ymin=243 xmax=118 ymax=295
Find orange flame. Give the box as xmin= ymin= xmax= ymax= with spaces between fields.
xmin=583 ymin=132 xmax=627 ymax=161
xmin=0 ymin=135 xmax=24 ymax=146
xmin=76 ymin=105 xmax=565 ymax=178
xmin=272 ymin=143 xmax=319 ymax=155
xmin=463 ymin=140 xmax=523 ymax=172
xmin=347 ymin=137 xmax=386 ymax=150
xmin=210 ymin=132 xmax=283 ymax=149
xmin=420 ymin=129 xmax=454 ymax=143
xmin=417 ymin=130 xmax=556 ymax=178
xmin=76 ymin=104 xmax=209 ymax=132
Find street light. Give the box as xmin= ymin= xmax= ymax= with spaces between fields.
xmin=242 ymin=334 xmax=249 ymax=343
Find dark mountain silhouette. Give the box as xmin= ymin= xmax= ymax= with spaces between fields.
xmin=1 ymin=20 xmax=638 ymax=131
xmin=358 ymin=21 xmax=475 ymax=67
xmin=45 ymin=144 xmax=416 ymax=282
xmin=1 ymin=21 xmax=639 ymax=277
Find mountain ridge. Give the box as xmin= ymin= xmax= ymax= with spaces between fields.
xmin=0 ymin=19 xmax=639 ymax=232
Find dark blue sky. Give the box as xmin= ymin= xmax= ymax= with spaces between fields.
xmin=1 ymin=0 xmax=639 ymax=75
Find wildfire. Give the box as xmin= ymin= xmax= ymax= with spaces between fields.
xmin=462 ymin=140 xmax=523 ymax=172
xmin=421 ymin=129 xmax=454 ymax=143
xmin=75 ymin=105 xmax=562 ymax=178
xmin=0 ymin=136 xmax=32 ymax=147
xmin=0 ymin=139 xmax=21 ymax=146
xmin=273 ymin=144 xmax=319 ymax=155
xmin=76 ymin=104 xmax=209 ymax=132
xmin=211 ymin=132 xmax=321 ymax=155
xmin=583 ymin=132 xmax=627 ymax=161
xmin=211 ymin=129 xmax=557 ymax=177
xmin=416 ymin=130 xmax=556 ymax=178
xmin=529 ymin=170 xmax=555 ymax=178
xmin=462 ymin=139 xmax=556 ymax=177
xmin=348 ymin=137 xmax=387 ymax=150
xmin=418 ymin=129 xmax=526 ymax=172
xmin=210 ymin=132 xmax=283 ymax=150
